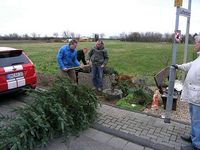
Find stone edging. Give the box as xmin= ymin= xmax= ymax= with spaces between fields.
xmin=92 ymin=123 xmax=175 ymax=150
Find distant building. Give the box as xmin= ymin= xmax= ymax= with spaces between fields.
xmin=79 ymin=37 xmax=92 ymax=42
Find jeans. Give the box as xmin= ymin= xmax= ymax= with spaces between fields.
xmin=189 ymin=103 xmax=200 ymax=149
xmin=91 ymin=65 xmax=103 ymax=89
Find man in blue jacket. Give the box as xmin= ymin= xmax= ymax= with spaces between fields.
xmin=57 ymin=39 xmax=80 ymax=81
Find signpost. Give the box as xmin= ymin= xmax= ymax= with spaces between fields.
xmin=182 ymin=0 xmax=192 ymax=80
xmin=164 ymin=0 xmax=192 ymax=123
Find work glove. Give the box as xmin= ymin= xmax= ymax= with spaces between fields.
xmin=101 ymin=64 xmax=105 ymax=68
xmin=171 ymin=64 xmax=178 ymax=69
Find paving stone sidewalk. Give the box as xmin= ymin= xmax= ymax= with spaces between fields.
xmin=93 ymin=104 xmax=191 ymax=150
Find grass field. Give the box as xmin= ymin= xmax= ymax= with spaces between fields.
xmin=0 ymin=40 xmax=195 ymax=85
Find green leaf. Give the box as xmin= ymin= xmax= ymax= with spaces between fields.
xmin=10 ymin=143 xmax=17 ymax=150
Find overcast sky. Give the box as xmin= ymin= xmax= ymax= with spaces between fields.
xmin=0 ymin=0 xmax=199 ymax=37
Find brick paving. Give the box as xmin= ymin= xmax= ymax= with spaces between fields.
xmin=93 ymin=104 xmax=191 ymax=150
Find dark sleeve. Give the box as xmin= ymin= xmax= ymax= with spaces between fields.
xmin=88 ymin=48 xmax=94 ymax=59
xmin=77 ymin=50 xmax=87 ymax=65
xmin=77 ymin=50 xmax=81 ymax=62
xmin=82 ymin=53 xmax=87 ymax=65
xmin=74 ymin=51 xmax=80 ymax=66
xmin=103 ymin=49 xmax=109 ymax=65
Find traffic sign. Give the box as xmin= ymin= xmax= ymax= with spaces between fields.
xmin=178 ymin=8 xmax=191 ymax=17
xmin=174 ymin=0 xmax=183 ymax=7
xmin=175 ymin=30 xmax=181 ymax=43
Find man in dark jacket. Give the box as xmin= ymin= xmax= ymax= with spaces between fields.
xmin=57 ymin=39 xmax=80 ymax=81
xmin=75 ymin=48 xmax=89 ymax=83
xmin=88 ymin=40 xmax=109 ymax=92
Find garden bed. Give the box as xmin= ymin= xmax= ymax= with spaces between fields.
xmin=37 ymin=72 xmax=190 ymax=124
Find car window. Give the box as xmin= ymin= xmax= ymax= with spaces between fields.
xmin=0 ymin=51 xmax=30 ymax=67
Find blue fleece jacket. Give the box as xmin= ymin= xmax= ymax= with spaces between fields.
xmin=57 ymin=45 xmax=80 ymax=70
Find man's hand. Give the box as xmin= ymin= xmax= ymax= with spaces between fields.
xmin=171 ymin=64 xmax=178 ymax=69
xmin=101 ymin=64 xmax=105 ymax=68
xmin=80 ymin=64 xmax=84 ymax=69
xmin=86 ymin=60 xmax=90 ymax=65
xmin=63 ymin=68 xmax=69 ymax=72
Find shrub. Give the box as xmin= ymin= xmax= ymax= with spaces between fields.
xmin=103 ymin=66 xmax=118 ymax=75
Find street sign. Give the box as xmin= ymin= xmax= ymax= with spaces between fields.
xmin=165 ymin=0 xmax=192 ymax=124
xmin=178 ymin=8 xmax=191 ymax=17
xmin=175 ymin=30 xmax=182 ymax=43
xmin=174 ymin=0 xmax=183 ymax=7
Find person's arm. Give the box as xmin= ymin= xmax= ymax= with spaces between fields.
xmin=88 ymin=48 xmax=93 ymax=59
xmin=84 ymin=52 xmax=90 ymax=65
xmin=102 ymin=49 xmax=109 ymax=66
xmin=75 ymin=59 xmax=80 ymax=66
xmin=177 ymin=61 xmax=193 ymax=72
xmin=57 ymin=47 xmax=65 ymax=70
xmin=82 ymin=53 xmax=87 ymax=65
xmin=88 ymin=49 xmax=94 ymax=65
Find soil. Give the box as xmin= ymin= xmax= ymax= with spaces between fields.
xmin=37 ymin=72 xmax=190 ymax=124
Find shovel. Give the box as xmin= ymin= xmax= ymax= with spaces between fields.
xmin=64 ymin=65 xmax=90 ymax=71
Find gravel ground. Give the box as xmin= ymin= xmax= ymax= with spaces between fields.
xmin=143 ymin=100 xmax=190 ymax=124
xmin=143 ymin=86 xmax=190 ymax=124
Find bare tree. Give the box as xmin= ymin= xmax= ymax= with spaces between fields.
xmin=22 ymin=34 xmax=30 ymax=39
xmin=62 ymin=30 xmax=71 ymax=38
xmin=100 ymin=33 xmax=105 ymax=39
xmin=62 ymin=31 xmax=67 ymax=38
xmin=120 ymin=32 xmax=126 ymax=38
xmin=31 ymin=32 xmax=37 ymax=38
xmin=8 ymin=33 xmax=20 ymax=40
xmin=53 ymin=32 xmax=59 ymax=38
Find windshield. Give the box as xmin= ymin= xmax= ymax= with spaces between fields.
xmin=0 ymin=51 xmax=30 ymax=67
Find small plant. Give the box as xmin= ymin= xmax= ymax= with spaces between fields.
xmin=116 ymin=77 xmax=153 ymax=111
xmin=103 ymin=66 xmax=118 ymax=75
xmin=117 ymin=81 xmax=130 ymax=96
xmin=117 ymin=88 xmax=152 ymax=111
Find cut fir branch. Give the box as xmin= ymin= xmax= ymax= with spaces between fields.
xmin=0 ymin=77 xmax=99 ymax=150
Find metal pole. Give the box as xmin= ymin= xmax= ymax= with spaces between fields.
xmin=164 ymin=7 xmax=180 ymax=123
xmin=182 ymin=0 xmax=192 ymax=81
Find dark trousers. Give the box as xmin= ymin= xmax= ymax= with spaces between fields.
xmin=91 ymin=65 xmax=103 ymax=89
